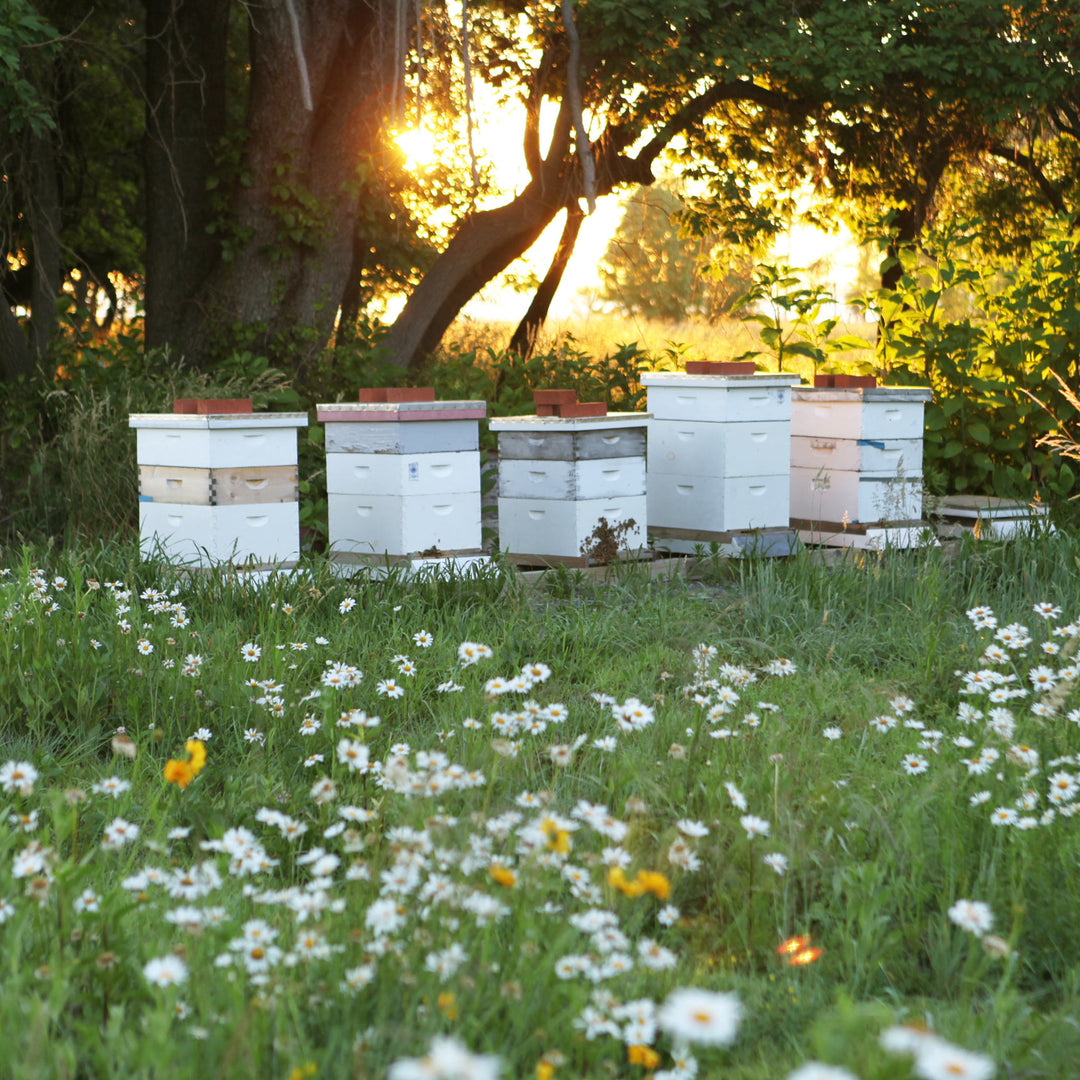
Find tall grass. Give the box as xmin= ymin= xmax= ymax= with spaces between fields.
xmin=0 ymin=531 xmax=1078 ymax=1078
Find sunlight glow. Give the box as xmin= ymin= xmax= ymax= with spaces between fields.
xmin=394 ymin=126 xmax=437 ymax=171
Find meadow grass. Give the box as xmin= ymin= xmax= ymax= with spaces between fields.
xmin=1 ymin=530 xmax=1079 ymax=1079
xmin=442 ymin=312 xmax=876 ymax=380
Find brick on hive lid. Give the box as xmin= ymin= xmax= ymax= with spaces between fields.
xmin=533 ymin=388 xmax=578 ymax=406
xmin=833 ymin=374 xmax=878 ymax=388
xmin=685 ymin=360 xmax=757 ymax=375
xmin=813 ymin=374 xmax=837 ymax=388
xmin=356 ymin=388 xmax=389 ymax=403
xmin=556 ymin=401 xmax=607 ymax=418
xmin=180 ymin=398 xmax=254 ymax=414
xmin=384 ymin=387 xmax=436 ymax=402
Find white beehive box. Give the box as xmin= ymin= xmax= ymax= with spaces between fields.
xmin=497 ymin=457 xmax=646 ymax=500
xmin=641 ymin=371 xmax=800 ymax=541
xmin=649 ymin=419 xmax=791 ymax=477
xmin=790 ymin=435 xmax=924 ymax=476
xmin=791 ymin=386 xmax=932 ymax=441
xmin=319 ymin=399 xmax=486 ymax=561
xmin=138 ymin=502 xmax=302 ymax=564
xmin=130 ymin=412 xmax=307 ymax=470
xmin=648 ymin=473 xmax=792 ymax=532
xmin=640 ymin=371 xmax=801 ymax=422
xmin=129 ymin=411 xmax=308 ymax=566
xmin=326 ymin=492 xmax=483 ymax=555
xmin=790 ymin=467 xmax=923 ymax=523
xmin=490 ymin=413 xmax=649 ymax=562
xmin=496 ymin=495 xmax=648 ymax=560
xmin=326 ymin=451 xmax=480 ymax=497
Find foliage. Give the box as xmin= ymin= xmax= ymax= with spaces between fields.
xmin=0 ymin=1 xmax=144 ymax=331
xmin=0 ymin=338 xmax=296 ymax=544
xmin=0 ymin=0 xmax=60 ymax=137
xmin=424 ymin=335 xmax=660 ymax=447
xmin=6 ymin=0 xmax=1079 ymax=374
xmin=598 ymin=183 xmax=755 ymax=323
xmin=855 ymin=217 xmax=1080 ymax=503
xmin=0 ymin=532 xmax=1079 ymax=1075
xmin=735 ymin=262 xmax=872 ymax=375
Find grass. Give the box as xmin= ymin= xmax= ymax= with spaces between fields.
xmin=1 ymin=528 xmax=1079 ymax=1079
xmin=441 ymin=312 xmax=877 ymax=381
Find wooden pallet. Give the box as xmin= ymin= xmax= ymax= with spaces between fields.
xmin=791 ymin=517 xmax=937 ymax=550
xmin=649 ymin=525 xmax=801 ymax=557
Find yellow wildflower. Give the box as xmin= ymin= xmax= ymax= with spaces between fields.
xmin=627 ymin=1045 xmax=661 ymax=1068
xmin=540 ymin=818 xmax=571 ymax=855
xmin=164 ymin=739 xmax=206 ymax=790
xmin=489 ymin=863 xmax=517 ymax=888
xmin=636 ymin=869 xmax=671 ymax=901
xmin=608 ymin=866 xmax=670 ymax=900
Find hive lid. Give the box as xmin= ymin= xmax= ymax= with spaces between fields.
xmin=639 ymin=370 xmax=802 ymax=388
xmin=489 ymin=411 xmax=650 ymax=432
xmin=128 ymin=412 xmax=309 ymax=429
xmin=792 ymin=386 xmax=932 ymax=403
xmin=317 ymin=400 xmax=486 ymax=422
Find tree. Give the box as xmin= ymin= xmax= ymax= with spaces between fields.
xmin=383 ymin=0 xmax=1080 ymax=369
xmin=144 ymin=0 xmax=404 ymax=369
xmin=598 ymin=183 xmax=753 ymax=323
xmin=0 ymin=0 xmax=142 ymax=378
xmin=3 ymin=0 xmax=1080 ymax=380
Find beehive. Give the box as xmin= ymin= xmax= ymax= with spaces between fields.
xmin=319 ymin=396 xmax=487 ymax=567
xmin=129 ymin=404 xmax=308 ymax=566
xmin=790 ymin=386 xmax=932 ymax=526
xmin=490 ymin=412 xmax=649 ymax=563
xmin=640 ymin=371 xmax=802 ymax=547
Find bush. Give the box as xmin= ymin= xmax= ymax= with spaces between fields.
xmin=855 ymin=218 xmax=1080 ymax=508
xmin=0 ymin=344 xmax=296 ymax=545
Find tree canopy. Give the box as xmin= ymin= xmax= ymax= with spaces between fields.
xmin=598 ymin=183 xmax=753 ymax=323
xmin=1 ymin=0 xmax=1079 ymax=380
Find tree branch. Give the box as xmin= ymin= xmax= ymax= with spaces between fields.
xmin=987 ymin=141 xmax=1066 ymax=214
xmin=561 ymin=0 xmax=595 ymax=213
xmin=523 ymin=49 xmax=554 ymax=180
xmin=635 ymin=79 xmax=795 ymax=166
xmin=284 ymin=0 xmax=313 ymax=111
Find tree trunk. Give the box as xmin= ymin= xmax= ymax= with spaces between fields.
xmin=383 ymin=178 xmax=581 ymax=372
xmin=0 ymin=301 xmax=33 ymax=381
xmin=508 ymin=203 xmax=584 ymax=359
xmin=335 ymin=228 xmax=369 ymax=348
xmin=143 ymin=0 xmax=230 ymax=362
xmin=27 ymin=128 xmax=61 ymax=363
xmin=163 ymin=0 xmax=398 ymax=370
